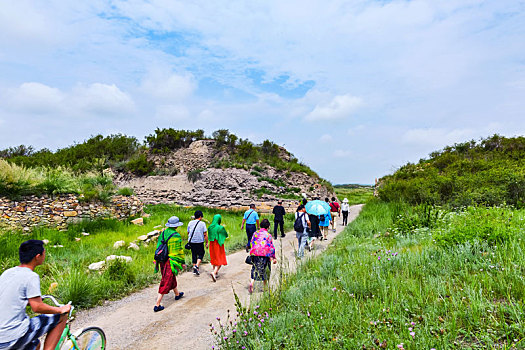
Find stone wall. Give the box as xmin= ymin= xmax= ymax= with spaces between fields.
xmin=0 ymin=195 xmax=143 ymax=231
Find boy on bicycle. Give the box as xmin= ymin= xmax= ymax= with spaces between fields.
xmin=0 ymin=240 xmax=71 ymax=350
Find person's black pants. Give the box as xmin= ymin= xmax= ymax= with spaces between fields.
xmin=189 ymin=242 xmax=205 ymax=264
xmin=246 ymin=224 xmax=257 ymax=249
xmin=273 ymin=220 xmax=284 ymax=238
xmin=342 ymin=211 xmax=349 ymax=226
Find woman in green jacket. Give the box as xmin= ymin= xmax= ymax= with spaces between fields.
xmin=208 ymin=214 xmax=228 ymax=282
xmin=153 ymin=216 xmax=186 ymax=312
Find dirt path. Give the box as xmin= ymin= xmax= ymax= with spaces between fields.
xmin=72 ymin=205 xmax=363 ymax=349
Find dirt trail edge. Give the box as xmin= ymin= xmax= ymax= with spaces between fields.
xmin=72 ymin=205 xmax=363 ymax=349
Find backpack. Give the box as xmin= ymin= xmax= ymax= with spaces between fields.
xmin=330 ymin=202 xmax=339 ymax=212
xmin=154 ymin=231 xmax=176 ymax=263
xmin=319 ymin=214 xmax=326 ymax=222
xmin=294 ymin=213 xmax=305 ymax=232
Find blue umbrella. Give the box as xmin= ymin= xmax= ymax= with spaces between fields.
xmin=305 ymin=200 xmax=330 ymax=216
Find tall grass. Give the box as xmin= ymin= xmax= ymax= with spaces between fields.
xmin=334 ymin=185 xmax=374 ymax=205
xmin=0 ymin=204 xmax=295 ymax=309
xmin=214 ymin=200 xmax=525 ymax=349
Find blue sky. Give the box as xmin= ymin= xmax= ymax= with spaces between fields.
xmin=1 ymin=0 xmax=524 ymax=184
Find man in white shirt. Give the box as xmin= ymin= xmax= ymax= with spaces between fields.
xmin=0 ymin=240 xmax=71 ymax=350
xmin=187 ymin=210 xmax=208 ymax=275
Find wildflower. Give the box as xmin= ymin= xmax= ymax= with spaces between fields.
xmin=216 ymin=317 xmax=220 ymax=321
xmin=233 ymin=329 xmax=237 ymax=333
xmin=410 ymin=332 xmax=415 ymax=338
xmin=223 ymin=337 xmax=228 ymax=341
xmin=307 ymin=311 xmax=310 ymax=317
xmin=254 ymin=311 xmax=258 ymax=315
xmin=408 ymin=327 xmax=413 ymax=331
xmin=244 ymin=331 xmax=248 ymax=336
xmin=378 ymin=256 xmax=381 ymax=260
xmin=258 ymin=323 xmax=262 ymax=327
xmin=332 ymin=287 xmax=337 ymax=291
xmin=411 ymin=322 xmax=415 ymax=326
xmin=242 ymin=347 xmax=246 ymax=349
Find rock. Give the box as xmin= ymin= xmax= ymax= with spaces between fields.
xmin=42 ymin=239 xmax=50 ymax=245
xmin=52 ymin=245 xmax=64 ymax=248
xmin=113 ymin=240 xmax=126 ymax=249
xmin=131 ymin=218 xmax=144 ymax=226
xmin=88 ymin=261 xmax=105 ymax=271
xmin=64 ymin=211 xmax=78 ymax=217
xmin=147 ymin=230 xmax=160 ymax=237
xmin=106 ymin=255 xmax=132 ymax=263
xmin=142 ymin=213 xmax=151 ymax=218
xmin=153 ymin=225 xmax=163 ymax=229
xmin=128 ymin=242 xmax=139 ymax=251
xmin=137 ymin=235 xmax=148 ymax=241
xmin=82 ymin=232 xmax=90 ymax=236
xmin=75 ymin=237 xmax=81 ymax=242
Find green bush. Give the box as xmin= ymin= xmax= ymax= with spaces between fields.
xmin=125 ymin=154 xmax=154 ymax=176
xmin=187 ymin=168 xmax=204 ymax=183
xmin=117 ymin=187 xmax=134 ymax=196
xmin=105 ymin=258 xmax=136 ymax=285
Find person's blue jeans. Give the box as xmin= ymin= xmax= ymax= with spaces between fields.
xmin=246 ymin=224 xmax=257 ymax=248
xmin=296 ymin=231 xmax=308 ymax=258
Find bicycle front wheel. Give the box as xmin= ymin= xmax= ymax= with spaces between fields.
xmin=74 ymin=326 xmax=106 ymax=350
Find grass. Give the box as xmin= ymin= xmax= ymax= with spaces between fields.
xmin=213 ymin=200 xmax=525 ymax=349
xmin=0 ymin=204 xmax=295 ymax=309
xmin=334 ymin=185 xmax=375 ymax=205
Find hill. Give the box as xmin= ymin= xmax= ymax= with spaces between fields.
xmin=377 ymin=134 xmax=525 ymax=207
xmin=0 ymin=129 xmax=334 ymax=209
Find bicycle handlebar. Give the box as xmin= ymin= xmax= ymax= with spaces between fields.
xmin=41 ymin=295 xmax=75 ymax=318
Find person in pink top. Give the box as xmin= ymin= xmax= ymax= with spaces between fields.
xmin=248 ymin=219 xmax=276 ymax=293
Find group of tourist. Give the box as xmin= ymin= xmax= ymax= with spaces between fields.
xmin=153 ymin=195 xmax=350 ymax=312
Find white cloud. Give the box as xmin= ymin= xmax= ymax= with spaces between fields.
xmin=333 ymin=149 xmax=353 ymax=158
xmin=347 ymin=125 xmax=366 ymax=135
xmin=319 ymin=134 xmax=333 ymax=143
xmin=305 ymin=94 xmax=362 ymax=122
xmin=70 ymin=83 xmax=135 ymax=115
xmin=155 ymin=104 xmax=191 ymax=122
xmin=141 ymin=70 xmax=196 ymax=102
xmin=4 ymin=82 xmax=64 ymax=114
xmin=401 ymin=128 xmax=476 ymax=148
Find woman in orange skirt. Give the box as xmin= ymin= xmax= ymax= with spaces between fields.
xmin=208 ymin=214 xmax=228 ymax=282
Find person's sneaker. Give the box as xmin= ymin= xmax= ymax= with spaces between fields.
xmin=175 ymin=292 xmax=184 ymax=300
xmin=281 ymin=234 xmax=286 ymax=238
xmin=194 ymin=266 xmax=200 ymax=276
xmin=153 ymin=305 xmax=164 ymax=312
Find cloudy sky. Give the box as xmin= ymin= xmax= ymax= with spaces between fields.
xmin=1 ymin=1 xmax=524 ymax=184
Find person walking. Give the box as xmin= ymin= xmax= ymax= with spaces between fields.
xmin=0 ymin=240 xmax=71 ymax=350
xmin=187 ymin=210 xmax=208 ymax=276
xmin=248 ymin=219 xmax=276 ymax=293
xmin=154 ymin=216 xmax=186 ymax=312
xmin=272 ymin=200 xmax=286 ymax=239
xmin=318 ymin=210 xmax=332 ymax=241
xmin=329 ymin=197 xmax=341 ymax=232
xmin=294 ymin=205 xmax=310 ymax=258
xmin=241 ymin=204 xmax=259 ymax=252
xmin=341 ymin=198 xmax=350 ymax=226
xmin=208 ymin=214 xmax=228 ymax=282
xmin=307 ymin=212 xmax=320 ymax=251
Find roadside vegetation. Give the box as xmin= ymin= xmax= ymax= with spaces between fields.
xmin=213 ymin=135 xmax=525 ymax=349
xmin=334 ymin=184 xmax=374 ymax=205
xmin=0 ymin=205 xmax=294 ymax=309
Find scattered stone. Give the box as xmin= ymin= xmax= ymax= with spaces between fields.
xmin=105 ymin=255 xmax=132 ymax=263
xmin=52 ymin=245 xmax=64 ymax=248
xmin=113 ymin=240 xmax=126 ymax=249
xmin=42 ymin=239 xmax=50 ymax=245
xmin=147 ymin=230 xmax=160 ymax=237
xmin=63 ymin=211 xmax=78 ymax=217
xmin=128 ymin=242 xmax=139 ymax=251
xmin=142 ymin=213 xmax=151 ymax=218
xmin=131 ymin=218 xmax=144 ymax=226
xmin=75 ymin=238 xmax=81 ymax=242
xmin=153 ymin=225 xmax=162 ymax=229
xmin=82 ymin=232 xmax=90 ymax=236
xmin=137 ymin=235 xmax=148 ymax=241
xmin=88 ymin=261 xmax=105 ymax=271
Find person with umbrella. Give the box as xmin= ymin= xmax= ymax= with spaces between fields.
xmin=304 ymin=199 xmax=330 ymax=251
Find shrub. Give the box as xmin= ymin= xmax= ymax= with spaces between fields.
xmin=125 ymin=154 xmax=154 ymax=176
xmin=117 ymin=187 xmax=134 ymax=196
xmin=146 ymin=128 xmax=205 ymax=153
xmin=187 ymin=168 xmax=204 ymax=183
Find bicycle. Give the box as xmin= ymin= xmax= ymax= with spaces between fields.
xmin=41 ymin=295 xmax=106 ymax=350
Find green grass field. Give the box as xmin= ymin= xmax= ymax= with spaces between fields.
xmin=334 ymin=185 xmax=374 ymax=205
xmin=213 ymin=200 xmax=525 ymax=349
xmin=0 ymin=205 xmax=294 ymax=309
